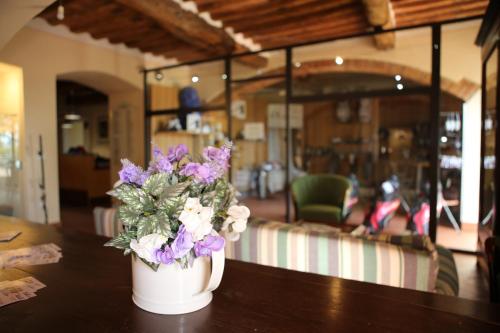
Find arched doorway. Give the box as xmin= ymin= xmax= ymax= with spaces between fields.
xmin=56 ymin=71 xmax=142 ymax=233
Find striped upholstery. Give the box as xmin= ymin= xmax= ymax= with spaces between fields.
xmin=226 ymin=219 xmax=441 ymax=293
xmin=92 ymin=209 xmax=458 ymax=295
xmin=93 ymin=207 xmax=123 ymax=237
xmin=434 ymin=246 xmax=459 ymax=296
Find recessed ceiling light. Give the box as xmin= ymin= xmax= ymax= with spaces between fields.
xmin=154 ymin=70 xmax=163 ymax=81
xmin=295 ymin=62 xmax=301 ymax=68
xmin=395 ymin=74 xmax=402 ymax=81
xmin=440 ymin=136 xmax=448 ymax=143
xmin=221 ymin=73 xmax=228 ymax=80
xmin=396 ymin=83 xmax=404 ymax=90
xmin=64 ymin=113 xmax=81 ymax=121
xmin=191 ymin=75 xmax=199 ymax=83
xmin=335 ymin=56 xmax=343 ymax=65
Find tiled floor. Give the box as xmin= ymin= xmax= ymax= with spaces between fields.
xmin=453 ymin=252 xmax=489 ymax=301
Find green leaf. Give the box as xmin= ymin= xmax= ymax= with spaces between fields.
xmin=140 ymin=257 xmax=159 ymax=272
xmin=159 ymin=181 xmax=191 ymax=201
xmin=104 ymin=232 xmax=132 ymax=250
xmin=113 ymin=184 xmax=154 ymax=213
xmin=155 ymin=211 xmax=174 ymax=238
xmin=158 ymin=193 xmax=188 ymax=217
xmin=142 ymin=173 xmax=168 ymax=197
xmin=136 ymin=215 xmax=156 ymax=239
xmin=117 ymin=205 xmax=141 ymax=227
xmin=212 ymin=180 xmax=230 ymax=212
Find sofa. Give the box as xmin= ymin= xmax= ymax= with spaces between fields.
xmin=93 ymin=208 xmax=458 ymax=296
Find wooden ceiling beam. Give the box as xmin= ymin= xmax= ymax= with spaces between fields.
xmin=253 ymin=22 xmax=367 ymax=48
xmin=115 ymin=0 xmax=268 ymax=68
xmin=196 ymin=0 xmax=268 ymax=14
xmin=116 ymin=0 xmax=235 ymax=54
xmin=225 ymin=1 xmax=358 ymax=34
xmin=245 ymin=12 xmax=367 ymax=39
xmin=395 ymin=6 xmax=486 ymax=26
xmin=118 ymin=33 xmax=175 ymax=50
xmin=233 ymin=45 xmax=269 ymax=68
xmin=209 ymin=0 xmax=320 ymax=22
xmin=86 ymin=19 xmax=152 ymax=40
xmin=107 ymin=28 xmax=163 ymax=45
xmin=361 ymin=0 xmax=396 ymax=50
xmin=392 ymin=0 xmax=486 ymax=14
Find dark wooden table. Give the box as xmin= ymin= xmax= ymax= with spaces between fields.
xmin=1 ymin=216 xmax=500 ymax=333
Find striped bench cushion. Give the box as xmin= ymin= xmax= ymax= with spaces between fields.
xmin=226 ymin=219 xmax=439 ymax=293
xmin=434 ymin=246 xmax=459 ymax=296
xmin=93 ymin=207 xmax=122 ymax=238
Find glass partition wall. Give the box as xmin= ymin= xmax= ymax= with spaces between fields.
xmin=143 ymin=19 xmax=483 ymax=245
xmin=290 ymin=29 xmax=432 ymax=232
xmin=144 ymin=60 xmax=229 ymax=162
xmin=436 ymin=20 xmax=483 ymax=251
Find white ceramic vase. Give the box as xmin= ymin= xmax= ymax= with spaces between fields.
xmin=131 ymin=248 xmax=225 ymax=315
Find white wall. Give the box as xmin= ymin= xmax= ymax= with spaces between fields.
xmin=0 ymin=0 xmax=53 ymax=50
xmin=0 ymin=24 xmax=146 ymax=223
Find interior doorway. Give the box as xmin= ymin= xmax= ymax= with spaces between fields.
xmin=56 ymin=80 xmax=111 ymax=233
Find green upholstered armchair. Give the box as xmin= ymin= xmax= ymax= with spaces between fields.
xmin=291 ymin=174 xmax=352 ymax=223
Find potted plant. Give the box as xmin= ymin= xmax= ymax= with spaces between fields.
xmin=105 ymin=142 xmax=250 ymax=314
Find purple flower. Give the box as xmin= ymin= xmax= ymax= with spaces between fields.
xmin=149 ymin=146 xmax=174 ymax=174
xmin=153 ymin=146 xmax=163 ymax=159
xmin=155 ymin=157 xmax=173 ymax=173
xmin=203 ymin=146 xmax=231 ymax=171
xmin=155 ymin=246 xmax=175 ymax=265
xmin=180 ymin=162 xmax=217 ymax=184
xmin=194 ymin=235 xmax=225 ymax=257
xmin=118 ymin=159 xmax=149 ymax=185
xmin=167 ymin=144 xmax=189 ymax=163
xmin=179 ymin=162 xmax=200 ymax=177
xmin=171 ymin=225 xmax=194 ymax=259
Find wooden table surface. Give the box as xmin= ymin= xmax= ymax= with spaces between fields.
xmin=1 ymin=216 xmax=500 ymax=333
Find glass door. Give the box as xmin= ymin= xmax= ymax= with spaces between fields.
xmin=0 ymin=63 xmax=23 ymax=217
xmin=479 ymin=47 xmax=498 ymax=246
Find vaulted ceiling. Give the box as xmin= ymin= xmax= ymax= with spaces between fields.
xmin=39 ymin=0 xmax=488 ymax=67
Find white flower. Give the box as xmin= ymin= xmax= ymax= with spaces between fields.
xmin=179 ymin=210 xmax=201 ymax=233
xmin=192 ymin=207 xmax=214 ymax=241
xmin=130 ymin=233 xmax=167 ymax=263
xmin=184 ymin=197 xmax=202 ymax=214
xmin=222 ymin=205 xmax=250 ymax=239
xmin=232 ymin=219 xmax=247 ymax=233
xmin=227 ymin=205 xmax=250 ymax=220
xmin=179 ymin=198 xmax=214 ymax=241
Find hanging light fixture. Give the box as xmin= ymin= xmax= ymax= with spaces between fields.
xmin=64 ymin=113 xmax=81 ymax=121
xmin=57 ymin=0 xmax=65 ymax=21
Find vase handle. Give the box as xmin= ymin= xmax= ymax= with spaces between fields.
xmin=203 ymin=246 xmax=225 ymax=293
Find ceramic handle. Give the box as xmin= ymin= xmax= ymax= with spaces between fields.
xmin=203 ymin=246 xmax=225 ymax=293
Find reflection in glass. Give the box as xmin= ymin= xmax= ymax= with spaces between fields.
xmin=150 ymin=110 xmax=228 ymax=158
xmin=147 ymin=61 xmax=226 ymax=111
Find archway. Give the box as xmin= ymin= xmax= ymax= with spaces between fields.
xmin=56 ymin=70 xmax=142 ymax=233
xmin=223 ymin=58 xmax=479 ymax=102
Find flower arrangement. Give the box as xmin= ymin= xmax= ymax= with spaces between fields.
xmin=105 ymin=142 xmax=250 ymax=271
